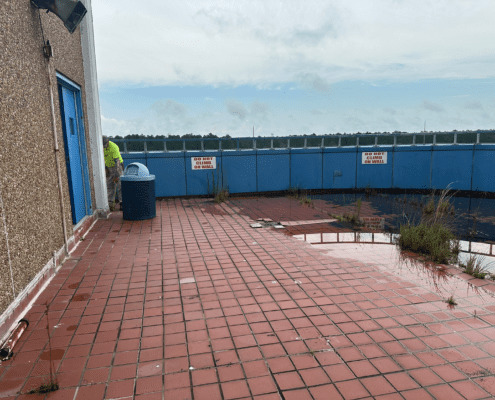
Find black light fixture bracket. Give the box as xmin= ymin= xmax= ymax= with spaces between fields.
xmin=31 ymin=0 xmax=87 ymax=34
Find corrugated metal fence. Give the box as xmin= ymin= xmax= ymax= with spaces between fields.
xmin=115 ymin=132 xmax=495 ymax=197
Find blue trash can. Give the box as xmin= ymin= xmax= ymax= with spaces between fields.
xmin=120 ymin=162 xmax=156 ymax=220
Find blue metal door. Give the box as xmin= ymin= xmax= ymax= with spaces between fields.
xmin=58 ymin=81 xmax=90 ymax=224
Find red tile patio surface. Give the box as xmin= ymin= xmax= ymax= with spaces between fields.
xmin=1 ymin=196 xmax=495 ymax=399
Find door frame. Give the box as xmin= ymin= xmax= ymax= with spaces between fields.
xmin=56 ymin=73 xmax=92 ymax=223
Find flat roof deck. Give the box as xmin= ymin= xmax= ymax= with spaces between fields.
xmin=1 ymin=197 xmax=495 ymax=399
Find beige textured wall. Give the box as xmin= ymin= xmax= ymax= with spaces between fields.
xmin=0 ymin=1 xmax=96 ymax=315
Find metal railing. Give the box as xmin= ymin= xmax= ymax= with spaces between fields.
xmin=112 ymin=131 xmax=495 ymax=153
xmin=294 ymin=232 xmax=495 ymax=257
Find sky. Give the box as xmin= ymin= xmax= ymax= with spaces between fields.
xmin=92 ymin=0 xmax=495 ymax=138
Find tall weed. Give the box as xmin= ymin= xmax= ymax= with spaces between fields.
xmin=398 ymin=185 xmax=460 ymax=264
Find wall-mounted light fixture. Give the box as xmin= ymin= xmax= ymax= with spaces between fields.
xmin=31 ymin=0 xmax=87 ymax=34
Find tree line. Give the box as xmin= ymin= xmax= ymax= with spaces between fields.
xmin=109 ymin=131 xmax=495 ymax=152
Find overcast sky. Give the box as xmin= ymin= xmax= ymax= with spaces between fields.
xmin=92 ymin=0 xmax=495 ymax=138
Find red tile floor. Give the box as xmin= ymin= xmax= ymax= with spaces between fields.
xmin=1 ymin=197 xmax=495 ymax=399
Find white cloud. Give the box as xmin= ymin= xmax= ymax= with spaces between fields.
xmin=464 ymin=100 xmax=484 ymax=110
xmin=421 ymin=100 xmax=444 ymax=113
xmin=94 ymin=1 xmax=495 ymax=136
xmin=225 ymin=99 xmax=247 ymax=119
xmin=101 ymin=99 xmax=494 ymax=139
xmin=93 ymin=0 xmax=495 ymax=87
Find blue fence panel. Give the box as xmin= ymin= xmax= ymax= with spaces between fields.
xmin=393 ymin=146 xmax=432 ymax=189
xmin=122 ymin=153 xmax=146 ymax=170
xmin=472 ymin=144 xmax=495 ymax=192
xmin=357 ymin=146 xmax=394 ymax=189
xmin=122 ymin=144 xmax=495 ymax=196
xmin=257 ymin=149 xmax=290 ymax=192
xmin=290 ymin=148 xmax=323 ymax=190
xmin=185 ymin=151 xmax=223 ymax=196
xmin=146 ymin=152 xmax=186 ymax=197
xmin=323 ymin=148 xmax=357 ymax=189
xmin=431 ymin=145 xmax=474 ymax=191
xmin=222 ymin=150 xmax=257 ymax=193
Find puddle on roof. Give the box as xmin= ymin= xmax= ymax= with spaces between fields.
xmin=40 ymin=349 xmax=65 ymax=360
xmin=66 ymin=325 xmax=77 ymax=331
xmin=311 ymin=191 xmax=495 ymax=243
xmin=138 ymin=362 xmax=162 ymax=377
xmin=234 ymin=190 xmax=495 ymax=243
xmin=0 ymin=380 xmax=24 ymax=398
xmin=72 ymin=293 xmax=90 ymax=301
xmin=68 ymin=283 xmax=79 ymax=289
xmin=199 ymin=201 xmax=229 ymax=216
xmin=292 ymin=229 xmax=495 ymax=297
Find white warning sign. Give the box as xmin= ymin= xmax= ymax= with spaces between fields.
xmin=192 ymin=157 xmax=216 ymax=170
xmin=362 ymin=152 xmax=387 ymax=164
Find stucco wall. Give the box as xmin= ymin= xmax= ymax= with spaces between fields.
xmin=0 ymin=1 xmax=95 ymax=315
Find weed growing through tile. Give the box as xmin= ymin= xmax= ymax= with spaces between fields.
xmin=287 ymin=186 xmax=300 ymax=199
xmin=27 ymin=302 xmax=59 ymax=394
xmin=398 ymin=186 xmax=460 ymax=264
xmin=460 ymin=254 xmax=491 ymax=279
xmin=330 ymin=197 xmax=363 ymax=227
xmin=214 ymin=189 xmax=229 ymax=204
xmin=207 ymin=170 xmax=229 ymax=203
xmin=468 ymin=208 xmax=481 ymax=238
xmin=333 ymin=213 xmax=359 ymax=224
xmin=299 ymin=196 xmax=312 ymax=206
xmin=27 ymin=381 xmax=59 ymax=395
xmin=446 ymin=295 xmax=457 ymax=306
xmin=286 ymin=187 xmax=315 ymax=208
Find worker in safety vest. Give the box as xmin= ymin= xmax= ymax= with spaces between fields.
xmin=102 ymin=136 xmax=124 ymax=211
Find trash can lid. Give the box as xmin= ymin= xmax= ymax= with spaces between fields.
xmin=120 ymin=162 xmax=155 ymax=181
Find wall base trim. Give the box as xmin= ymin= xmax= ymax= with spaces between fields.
xmin=0 ymin=209 xmax=102 ymax=343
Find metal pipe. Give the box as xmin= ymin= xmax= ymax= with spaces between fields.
xmin=0 ymin=185 xmax=15 ymax=297
xmin=0 ymin=319 xmax=29 ymax=361
xmin=46 ymin=58 xmax=69 ymax=255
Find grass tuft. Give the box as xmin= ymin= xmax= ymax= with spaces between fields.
xmin=299 ymin=196 xmax=311 ymax=205
xmin=397 ymin=186 xmax=460 ymax=264
xmin=446 ymin=295 xmax=457 ymax=306
xmin=462 ymin=254 xmax=490 ymax=279
xmin=26 ymin=303 xmax=59 ymax=395
xmin=27 ymin=381 xmax=59 ymax=395
xmin=214 ymin=189 xmax=229 ymax=204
